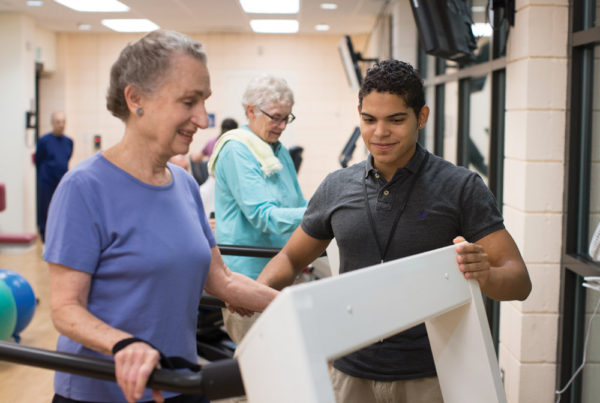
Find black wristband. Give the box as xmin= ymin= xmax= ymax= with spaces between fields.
xmin=111 ymin=337 xmax=156 ymax=356
xmin=111 ymin=336 xmax=201 ymax=372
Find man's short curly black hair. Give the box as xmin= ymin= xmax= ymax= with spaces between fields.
xmin=359 ymin=60 xmax=425 ymax=115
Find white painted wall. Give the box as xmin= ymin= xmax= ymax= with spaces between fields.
xmin=0 ymin=13 xmax=38 ymax=234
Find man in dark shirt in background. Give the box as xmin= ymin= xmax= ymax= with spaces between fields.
xmin=35 ymin=112 xmax=73 ymax=242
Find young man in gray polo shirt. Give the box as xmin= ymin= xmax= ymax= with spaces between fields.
xmin=257 ymin=59 xmax=531 ymax=403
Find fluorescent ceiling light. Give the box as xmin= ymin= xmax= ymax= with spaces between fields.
xmin=250 ymin=19 xmax=298 ymax=33
xmin=27 ymin=1 xmax=43 ymax=6
xmin=320 ymin=3 xmax=338 ymax=10
xmin=54 ymin=0 xmax=129 ymax=12
xmin=315 ymin=24 xmax=330 ymax=31
xmin=240 ymin=0 xmax=299 ymax=14
xmin=102 ymin=19 xmax=159 ymax=32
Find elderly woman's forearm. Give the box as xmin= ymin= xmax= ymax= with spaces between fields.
xmin=51 ymin=304 xmax=131 ymax=356
xmin=215 ymin=272 xmax=278 ymax=312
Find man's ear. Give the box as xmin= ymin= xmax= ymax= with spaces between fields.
xmin=418 ymin=105 xmax=430 ymax=129
xmin=124 ymin=84 xmax=143 ymax=115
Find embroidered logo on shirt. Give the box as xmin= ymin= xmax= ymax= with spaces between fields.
xmin=417 ymin=211 xmax=428 ymax=220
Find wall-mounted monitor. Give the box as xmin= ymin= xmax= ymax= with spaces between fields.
xmin=409 ymin=0 xmax=477 ymax=65
xmin=337 ymin=35 xmax=363 ymax=93
xmin=339 ymin=126 xmax=361 ymax=168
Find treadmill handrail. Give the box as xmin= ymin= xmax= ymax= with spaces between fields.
xmin=218 ymin=244 xmax=327 ymax=258
xmin=218 ymin=244 xmax=281 ymax=258
xmin=0 ymin=341 xmax=244 ymax=400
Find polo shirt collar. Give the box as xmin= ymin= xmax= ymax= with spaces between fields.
xmin=364 ymin=143 xmax=427 ymax=179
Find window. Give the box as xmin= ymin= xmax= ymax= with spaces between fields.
xmin=468 ymin=74 xmax=491 ymax=183
xmin=443 ymin=80 xmax=459 ymax=165
xmin=559 ymin=1 xmax=600 ymax=402
xmin=418 ymin=1 xmax=508 ymax=348
xmin=421 ymin=84 xmax=436 ymax=151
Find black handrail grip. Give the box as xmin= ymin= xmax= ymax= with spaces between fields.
xmin=218 ymin=244 xmax=327 ymax=258
xmin=0 ymin=341 xmax=244 ymax=400
xmin=218 ymin=244 xmax=281 ymax=258
xmin=200 ymin=357 xmax=245 ymax=398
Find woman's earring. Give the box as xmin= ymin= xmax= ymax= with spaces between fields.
xmin=136 ymin=107 xmax=144 ymax=116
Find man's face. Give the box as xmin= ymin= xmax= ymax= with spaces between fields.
xmin=359 ymin=91 xmax=428 ymax=178
xmin=51 ymin=113 xmax=66 ymax=135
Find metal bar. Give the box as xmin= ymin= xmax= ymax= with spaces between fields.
xmin=218 ymin=244 xmax=327 ymax=258
xmin=423 ymin=58 xmax=507 ymax=86
xmin=0 ymin=341 xmax=244 ymax=400
xmin=218 ymin=244 xmax=282 ymax=258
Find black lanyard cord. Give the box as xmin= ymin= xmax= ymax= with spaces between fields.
xmin=363 ymin=152 xmax=429 ymax=263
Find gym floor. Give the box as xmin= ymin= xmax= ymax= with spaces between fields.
xmin=0 ymin=240 xmax=58 ymax=402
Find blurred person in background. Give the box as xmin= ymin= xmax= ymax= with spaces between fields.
xmin=35 ymin=111 xmax=73 ymax=242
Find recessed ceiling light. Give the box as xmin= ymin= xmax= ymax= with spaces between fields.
xmin=54 ymin=0 xmax=129 ymax=12
xmin=240 ymin=0 xmax=299 ymax=14
xmin=78 ymin=23 xmax=92 ymax=31
xmin=101 ymin=19 xmax=159 ymax=33
xmin=27 ymin=1 xmax=43 ymax=6
xmin=250 ymin=19 xmax=299 ymax=34
xmin=320 ymin=3 xmax=338 ymax=10
xmin=315 ymin=24 xmax=330 ymax=31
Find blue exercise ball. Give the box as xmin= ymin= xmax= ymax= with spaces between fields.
xmin=0 ymin=269 xmax=36 ymax=340
xmin=0 ymin=279 xmax=17 ymax=341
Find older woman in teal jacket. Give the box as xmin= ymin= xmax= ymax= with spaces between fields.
xmin=209 ymin=74 xmax=307 ymax=345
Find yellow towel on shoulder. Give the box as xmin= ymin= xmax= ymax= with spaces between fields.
xmin=207 ymin=128 xmax=283 ymax=177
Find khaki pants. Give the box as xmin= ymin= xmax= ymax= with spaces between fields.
xmin=221 ymin=309 xmax=261 ymax=345
xmin=330 ymin=367 xmax=444 ymax=403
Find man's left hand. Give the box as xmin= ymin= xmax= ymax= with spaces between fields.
xmin=453 ymin=236 xmax=490 ymax=288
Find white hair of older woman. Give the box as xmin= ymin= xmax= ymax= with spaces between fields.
xmin=241 ymin=74 xmax=294 ymax=116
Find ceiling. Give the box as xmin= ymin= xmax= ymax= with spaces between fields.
xmin=0 ymin=0 xmax=390 ymax=34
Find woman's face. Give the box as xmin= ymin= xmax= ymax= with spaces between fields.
xmin=138 ymin=52 xmax=212 ymax=158
xmin=247 ymin=101 xmax=293 ymax=144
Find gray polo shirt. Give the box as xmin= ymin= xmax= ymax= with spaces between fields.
xmin=302 ymin=143 xmax=504 ymax=381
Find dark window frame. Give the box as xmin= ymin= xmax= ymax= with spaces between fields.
xmin=558 ymin=1 xmax=600 ymax=402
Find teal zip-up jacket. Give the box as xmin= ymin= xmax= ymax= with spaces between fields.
xmin=213 ymin=127 xmax=307 ymax=279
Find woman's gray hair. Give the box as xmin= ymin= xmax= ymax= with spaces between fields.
xmin=242 ymin=74 xmax=294 ymax=115
xmin=106 ymin=30 xmax=207 ymax=121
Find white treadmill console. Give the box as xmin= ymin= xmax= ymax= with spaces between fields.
xmin=236 ymin=244 xmax=507 ymax=403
